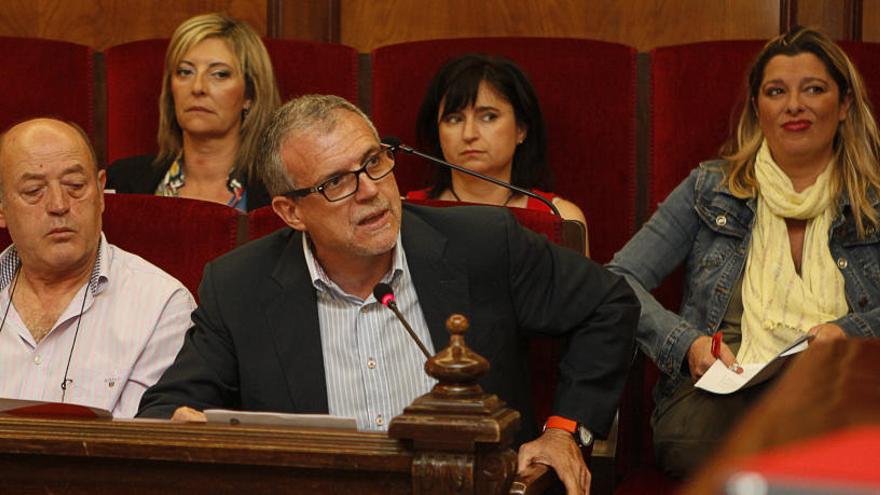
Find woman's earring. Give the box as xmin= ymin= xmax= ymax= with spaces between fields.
xmin=242 ymin=107 xmax=251 ymax=120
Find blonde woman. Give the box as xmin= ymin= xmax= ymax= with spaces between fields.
xmin=608 ymin=26 xmax=880 ymax=477
xmin=108 ymin=13 xmax=281 ymax=210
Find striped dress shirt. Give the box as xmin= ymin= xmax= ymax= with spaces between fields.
xmin=303 ymin=234 xmax=437 ymax=431
xmin=0 ymin=233 xmax=195 ymax=417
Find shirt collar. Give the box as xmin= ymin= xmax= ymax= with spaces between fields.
xmin=302 ymin=232 xmax=405 ymax=301
xmin=0 ymin=232 xmax=110 ymax=297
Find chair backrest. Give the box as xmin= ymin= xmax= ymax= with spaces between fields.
xmin=371 ymin=37 xmax=637 ymax=263
xmin=104 ymin=38 xmax=359 ymax=164
xmin=649 ymin=40 xmax=765 ymax=218
xmin=104 ymin=39 xmax=168 ymax=163
xmin=102 ymin=194 xmax=245 ymax=298
xmin=247 ymin=204 xmax=287 ymax=241
xmin=0 ymin=37 xmax=94 ymax=137
xmin=404 ymin=198 xmax=585 ymax=254
xmin=839 ymin=41 xmax=880 ymax=119
xmin=0 ymin=195 xmax=244 ymax=299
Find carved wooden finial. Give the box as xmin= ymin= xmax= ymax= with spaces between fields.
xmin=389 ymin=313 xmax=521 ymax=494
xmin=424 ymin=314 xmax=489 ymax=393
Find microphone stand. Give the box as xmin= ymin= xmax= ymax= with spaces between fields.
xmin=385 ymin=139 xmax=561 ymax=217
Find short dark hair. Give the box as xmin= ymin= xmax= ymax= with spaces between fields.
xmin=415 ymin=54 xmax=552 ymax=197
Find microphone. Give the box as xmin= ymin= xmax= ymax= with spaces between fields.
xmin=381 ymin=136 xmax=561 ymax=216
xmin=373 ymin=283 xmax=432 ymax=359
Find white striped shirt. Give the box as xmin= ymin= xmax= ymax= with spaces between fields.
xmin=0 ymin=233 xmax=195 ymax=418
xmin=303 ymin=234 xmax=436 ymax=431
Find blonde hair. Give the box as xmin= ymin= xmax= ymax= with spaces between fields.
xmin=156 ymin=13 xmax=281 ymax=184
xmin=722 ymin=26 xmax=880 ymax=238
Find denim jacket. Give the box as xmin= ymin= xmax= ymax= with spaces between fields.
xmin=608 ymin=160 xmax=880 ymax=402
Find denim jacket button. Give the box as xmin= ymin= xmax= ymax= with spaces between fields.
xmin=715 ymin=215 xmax=727 ymax=227
xmin=837 ymin=257 xmax=848 ymax=269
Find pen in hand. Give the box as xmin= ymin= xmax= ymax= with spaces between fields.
xmin=711 ymin=331 xmax=743 ymax=373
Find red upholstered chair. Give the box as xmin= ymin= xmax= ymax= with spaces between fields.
xmin=0 ymin=37 xmax=94 ymax=136
xmin=0 ymin=195 xmax=244 ymax=300
xmin=247 ymin=203 xmax=286 ymax=241
xmin=104 ymin=39 xmax=167 ymax=163
xmin=371 ymin=37 xmax=637 ymax=264
xmin=104 ymin=38 xmax=358 ymax=164
xmin=839 ymin=41 xmax=880 ymax=114
xmin=102 ymin=194 xmax=245 ymax=298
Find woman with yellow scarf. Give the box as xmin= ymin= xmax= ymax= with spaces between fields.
xmin=608 ymin=27 xmax=880 ymax=477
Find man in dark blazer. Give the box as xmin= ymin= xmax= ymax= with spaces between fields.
xmin=138 ymin=95 xmax=637 ymax=494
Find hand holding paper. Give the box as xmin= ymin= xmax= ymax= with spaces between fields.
xmin=695 ymin=333 xmax=813 ymax=394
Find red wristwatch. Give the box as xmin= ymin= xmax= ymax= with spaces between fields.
xmin=543 ymin=415 xmax=594 ymax=448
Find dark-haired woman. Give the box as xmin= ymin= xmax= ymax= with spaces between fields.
xmin=408 ymin=54 xmax=588 ymax=247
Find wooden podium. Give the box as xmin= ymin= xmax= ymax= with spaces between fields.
xmin=0 ymin=315 xmax=553 ymax=494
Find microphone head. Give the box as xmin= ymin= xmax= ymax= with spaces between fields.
xmin=373 ymin=282 xmax=395 ymax=307
xmin=381 ymin=136 xmax=402 ymax=151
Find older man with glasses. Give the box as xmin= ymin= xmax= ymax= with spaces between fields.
xmin=138 ymin=95 xmax=637 ymax=495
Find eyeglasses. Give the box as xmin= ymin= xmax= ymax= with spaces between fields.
xmin=283 ymin=145 xmax=396 ymax=202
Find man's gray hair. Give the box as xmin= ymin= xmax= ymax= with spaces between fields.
xmin=260 ymin=95 xmax=379 ymax=196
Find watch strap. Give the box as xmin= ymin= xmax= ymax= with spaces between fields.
xmin=544 ymin=415 xmax=577 ymax=433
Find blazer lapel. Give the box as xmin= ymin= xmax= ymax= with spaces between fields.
xmin=264 ymin=231 xmax=329 ymax=413
xmin=401 ymin=207 xmax=470 ymax=352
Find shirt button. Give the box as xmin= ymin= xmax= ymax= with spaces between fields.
xmin=375 ymin=414 xmax=384 ymax=427
xmin=715 ymin=215 xmax=727 ymax=227
xmin=33 ymin=355 xmax=41 ymax=365
xmin=837 ymin=257 xmax=848 ymax=269
xmin=367 ymin=358 xmax=377 ymax=369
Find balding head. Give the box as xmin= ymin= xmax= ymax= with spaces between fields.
xmin=0 ymin=118 xmax=96 ymax=170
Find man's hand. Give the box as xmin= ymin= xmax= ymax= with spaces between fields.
xmin=171 ymin=406 xmax=207 ymax=422
xmin=687 ymin=335 xmax=741 ymax=382
xmin=808 ymin=323 xmax=847 ymax=343
xmin=517 ymin=428 xmax=589 ymax=495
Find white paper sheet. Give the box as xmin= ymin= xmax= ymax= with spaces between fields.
xmin=695 ymin=333 xmax=812 ymax=394
xmin=204 ymin=409 xmax=357 ymax=429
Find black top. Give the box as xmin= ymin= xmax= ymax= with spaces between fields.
xmin=106 ymin=155 xmax=271 ymax=211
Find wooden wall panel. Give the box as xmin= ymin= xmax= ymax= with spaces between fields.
xmin=863 ymin=0 xmax=880 ymax=42
xmin=339 ymin=0 xmax=780 ymax=52
xmin=274 ymin=0 xmax=339 ymax=42
xmin=797 ymin=0 xmax=847 ymax=39
xmin=0 ymin=0 xmax=267 ymax=50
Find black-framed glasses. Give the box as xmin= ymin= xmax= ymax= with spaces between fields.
xmin=283 ymin=145 xmax=396 ymax=202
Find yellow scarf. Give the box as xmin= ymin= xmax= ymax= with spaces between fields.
xmin=738 ymin=141 xmax=848 ymax=364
